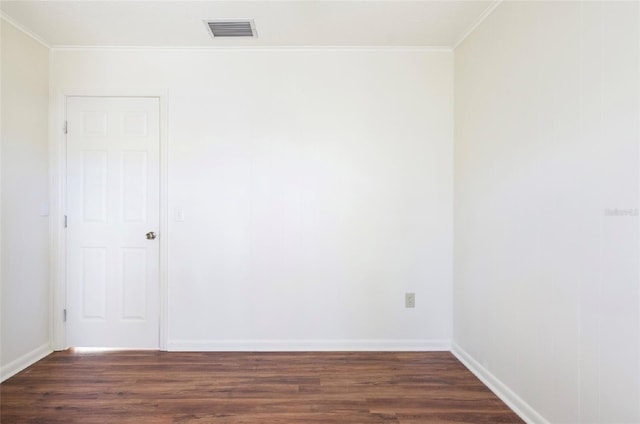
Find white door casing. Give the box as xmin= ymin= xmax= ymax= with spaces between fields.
xmin=66 ymin=97 xmax=160 ymax=348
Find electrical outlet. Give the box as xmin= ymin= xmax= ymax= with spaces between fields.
xmin=405 ymin=293 xmax=415 ymax=308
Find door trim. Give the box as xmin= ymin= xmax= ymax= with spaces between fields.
xmin=49 ymin=90 xmax=169 ymax=350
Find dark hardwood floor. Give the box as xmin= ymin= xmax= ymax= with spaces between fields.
xmin=0 ymin=350 xmax=524 ymax=423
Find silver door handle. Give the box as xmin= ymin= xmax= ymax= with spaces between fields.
xmin=146 ymin=231 xmax=156 ymax=240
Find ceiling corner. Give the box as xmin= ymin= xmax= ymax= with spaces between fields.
xmin=1 ymin=10 xmax=51 ymax=49
xmin=452 ymin=0 xmax=502 ymax=51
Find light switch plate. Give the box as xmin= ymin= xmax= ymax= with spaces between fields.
xmin=175 ymin=208 xmax=184 ymax=222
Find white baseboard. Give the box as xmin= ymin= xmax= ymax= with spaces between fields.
xmin=451 ymin=342 xmax=549 ymax=424
xmin=1 ymin=343 xmax=52 ymax=382
xmin=167 ymin=338 xmax=451 ymax=352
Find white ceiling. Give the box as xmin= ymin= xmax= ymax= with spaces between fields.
xmin=0 ymin=1 xmax=495 ymax=48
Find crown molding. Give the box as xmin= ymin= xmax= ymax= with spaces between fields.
xmin=453 ymin=0 xmax=502 ymax=50
xmin=51 ymin=45 xmax=452 ymax=53
xmin=1 ymin=12 xmax=50 ymax=49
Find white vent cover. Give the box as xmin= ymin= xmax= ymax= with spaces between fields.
xmin=205 ymin=20 xmax=257 ymax=38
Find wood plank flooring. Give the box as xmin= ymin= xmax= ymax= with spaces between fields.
xmin=0 ymin=350 xmax=524 ymax=423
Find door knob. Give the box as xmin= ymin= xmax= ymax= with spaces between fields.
xmin=146 ymin=231 xmax=156 ymax=240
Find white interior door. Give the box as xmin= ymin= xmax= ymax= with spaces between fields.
xmin=66 ymin=96 xmax=160 ymax=348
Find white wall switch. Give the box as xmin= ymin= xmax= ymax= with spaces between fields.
xmin=175 ymin=208 xmax=184 ymax=222
xmin=39 ymin=202 xmax=49 ymax=217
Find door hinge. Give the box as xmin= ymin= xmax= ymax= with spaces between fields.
xmin=63 ymin=121 xmax=68 ymax=134
xmin=63 ymin=309 xmax=67 ymax=322
xmin=64 ymin=215 xmax=68 ymax=228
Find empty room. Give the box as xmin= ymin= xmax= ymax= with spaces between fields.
xmin=1 ymin=1 xmax=638 ymax=423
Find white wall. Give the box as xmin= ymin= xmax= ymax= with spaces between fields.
xmin=52 ymin=49 xmax=454 ymax=350
xmin=454 ymin=2 xmax=639 ymax=423
xmin=1 ymin=19 xmax=52 ymax=380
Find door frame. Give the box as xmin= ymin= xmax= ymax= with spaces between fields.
xmin=49 ymin=90 xmax=169 ymax=351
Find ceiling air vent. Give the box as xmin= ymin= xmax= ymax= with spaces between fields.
xmin=205 ymin=20 xmax=257 ymax=38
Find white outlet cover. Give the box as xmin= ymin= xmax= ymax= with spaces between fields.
xmin=405 ymin=293 xmax=415 ymax=308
